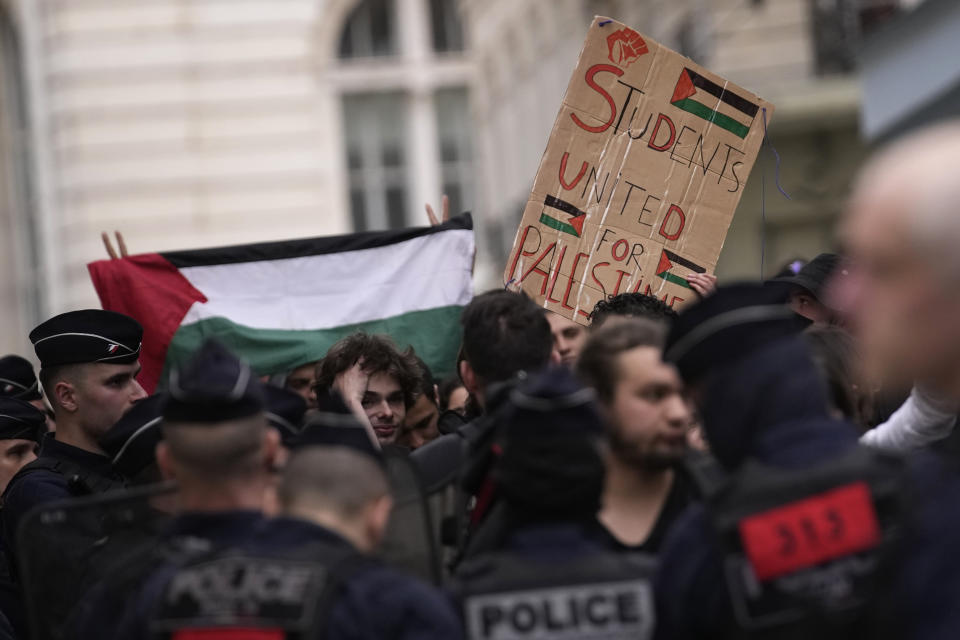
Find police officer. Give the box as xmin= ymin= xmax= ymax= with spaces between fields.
xmin=453 ymin=368 xmax=657 ymax=640
xmin=71 ymin=338 xmax=280 ymax=640
xmin=117 ymin=408 xmax=463 ymax=639
xmin=0 ymin=398 xmax=45 ymax=637
xmin=264 ymin=384 xmax=308 ymax=449
xmin=1 ymin=311 xmax=145 ymax=582
xmin=411 ymin=291 xmax=553 ymax=566
xmin=21 ymin=394 xmax=170 ymax=640
xmin=655 ymin=284 xmax=903 ymax=639
xmin=98 ymin=393 xmax=168 ymax=485
xmin=0 ymin=355 xmax=52 ymax=430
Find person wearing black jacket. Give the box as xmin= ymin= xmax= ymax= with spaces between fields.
xmin=654 ymin=284 xmax=901 ymax=640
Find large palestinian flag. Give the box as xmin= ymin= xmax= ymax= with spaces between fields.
xmin=88 ymin=216 xmax=475 ymax=393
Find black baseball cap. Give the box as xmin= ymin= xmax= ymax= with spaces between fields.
xmin=768 ymin=253 xmax=841 ymax=301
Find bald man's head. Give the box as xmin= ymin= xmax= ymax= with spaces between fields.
xmin=841 ymin=122 xmax=960 ymax=395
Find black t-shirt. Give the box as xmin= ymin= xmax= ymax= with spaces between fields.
xmin=591 ymin=471 xmax=692 ymax=554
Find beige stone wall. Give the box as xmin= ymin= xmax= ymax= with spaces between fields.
xmin=34 ymin=0 xmax=349 ymax=312
xmin=0 ymin=1 xmax=35 ymax=357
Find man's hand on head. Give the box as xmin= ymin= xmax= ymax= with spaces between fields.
xmin=331 ymin=361 xmax=381 ymax=448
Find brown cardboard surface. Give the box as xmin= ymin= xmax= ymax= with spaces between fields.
xmin=503 ymin=17 xmax=773 ymax=324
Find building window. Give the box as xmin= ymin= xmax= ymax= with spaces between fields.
xmin=344 ymin=93 xmax=409 ymax=232
xmin=435 ymin=87 xmax=473 ymax=217
xmin=429 ymin=0 xmax=465 ymax=53
xmin=810 ymin=0 xmax=901 ymax=75
xmin=335 ymin=0 xmax=473 ymax=231
xmin=338 ymin=0 xmax=397 ymax=59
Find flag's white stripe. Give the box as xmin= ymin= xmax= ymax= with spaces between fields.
xmin=177 ymin=229 xmax=474 ymax=331
xmin=692 ymin=86 xmax=751 ymax=124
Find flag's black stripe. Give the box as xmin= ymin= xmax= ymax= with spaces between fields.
xmin=162 ymin=213 xmax=473 ymax=268
xmin=686 ymin=68 xmax=759 ymax=118
xmin=544 ymin=195 xmax=587 ymax=219
xmin=665 ymin=249 xmax=706 ymax=273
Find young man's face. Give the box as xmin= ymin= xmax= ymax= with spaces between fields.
xmin=285 ymin=362 xmax=319 ymax=409
xmin=398 ymin=393 xmax=440 ymax=450
xmin=0 ymin=438 xmax=37 ymax=493
xmin=73 ymin=362 xmax=147 ymax=439
xmin=362 ymin=372 xmax=406 ymax=445
xmin=547 ymin=312 xmax=588 ymax=368
xmin=605 ymin=346 xmax=692 ymax=470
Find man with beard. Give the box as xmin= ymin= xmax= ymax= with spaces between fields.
xmin=576 ymin=318 xmax=694 ymax=553
xmin=314 ymin=333 xmax=422 ymax=446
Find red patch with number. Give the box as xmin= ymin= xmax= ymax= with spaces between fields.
xmin=738 ymin=482 xmax=881 ymax=581
xmin=173 ymin=630 xmax=283 ymax=640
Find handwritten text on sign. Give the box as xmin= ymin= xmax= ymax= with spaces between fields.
xmin=503 ymin=18 xmax=772 ymax=323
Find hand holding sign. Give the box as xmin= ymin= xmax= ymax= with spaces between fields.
xmin=686 ymin=273 xmax=718 ymax=299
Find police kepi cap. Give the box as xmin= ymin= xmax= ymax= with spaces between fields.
xmin=665 ymin=283 xmax=808 ymax=384
xmin=0 ymin=397 xmax=46 ymax=442
xmin=264 ymin=385 xmax=308 ymax=446
xmin=494 ymin=368 xmax=606 ymax=519
xmin=30 ymin=310 xmax=143 ymax=368
xmin=163 ymin=339 xmax=264 ymax=424
xmin=0 ymin=355 xmax=42 ymax=401
xmin=501 ymin=367 xmax=605 ymax=440
xmin=99 ymin=393 xmax=167 ymax=478
xmin=292 ymin=392 xmax=382 ymax=464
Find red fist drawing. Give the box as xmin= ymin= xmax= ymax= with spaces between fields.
xmin=607 ymin=27 xmax=648 ymax=68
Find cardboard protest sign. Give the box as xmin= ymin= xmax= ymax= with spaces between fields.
xmin=503 ymin=17 xmax=773 ymax=323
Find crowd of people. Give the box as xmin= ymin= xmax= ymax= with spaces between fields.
xmin=0 ymin=122 xmax=959 ymax=639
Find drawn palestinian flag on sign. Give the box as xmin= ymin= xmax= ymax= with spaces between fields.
xmin=671 ymin=68 xmax=760 ymax=139
xmin=88 ymin=216 xmax=475 ymax=393
xmin=656 ymin=249 xmax=706 ymax=289
xmin=539 ymin=195 xmax=587 ymax=238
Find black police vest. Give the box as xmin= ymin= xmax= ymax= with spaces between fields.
xmin=456 ymin=548 xmax=657 ymax=640
xmin=705 ymin=447 xmax=905 ymax=639
xmin=150 ymin=539 xmax=363 ymax=640
xmin=8 ymin=454 xmax=125 ymax=498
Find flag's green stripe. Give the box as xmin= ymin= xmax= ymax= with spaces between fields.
xmin=539 ymin=212 xmax=580 ymax=237
xmin=162 ymin=305 xmax=464 ymax=384
xmin=673 ymin=98 xmax=750 ymax=139
xmin=657 ymin=271 xmax=693 ymax=289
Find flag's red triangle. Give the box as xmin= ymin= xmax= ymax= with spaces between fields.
xmin=569 ymin=213 xmax=586 ymax=237
xmin=88 ymin=254 xmax=207 ymax=393
xmin=657 ymin=250 xmax=673 ymax=275
xmin=671 ymin=70 xmax=696 ymax=104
